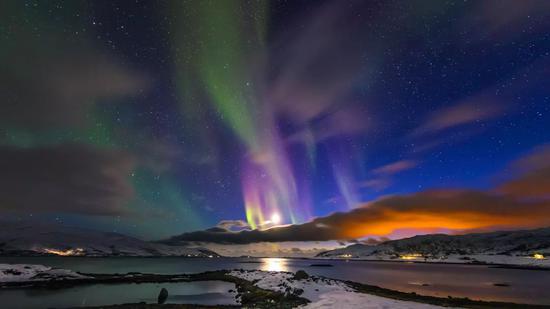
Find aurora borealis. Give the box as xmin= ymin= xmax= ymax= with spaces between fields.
xmin=1 ymin=0 xmax=550 ymax=246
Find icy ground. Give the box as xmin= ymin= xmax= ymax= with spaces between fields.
xmin=229 ymin=269 xmax=453 ymax=309
xmin=0 ymin=264 xmax=89 ymax=282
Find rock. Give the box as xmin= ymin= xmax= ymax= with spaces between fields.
xmin=3 ymin=269 xmax=22 ymax=275
xmin=157 ymin=287 xmax=168 ymax=304
xmin=293 ymin=270 xmax=309 ymax=280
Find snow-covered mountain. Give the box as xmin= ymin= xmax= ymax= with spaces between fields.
xmin=316 ymin=228 xmax=550 ymax=266
xmin=0 ymin=221 xmax=220 ymax=257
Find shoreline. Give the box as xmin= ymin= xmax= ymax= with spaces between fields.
xmin=3 ymin=254 xmax=549 ymax=273
xmin=300 ymin=256 xmax=550 ymax=271
xmin=2 ymin=267 xmax=549 ymax=308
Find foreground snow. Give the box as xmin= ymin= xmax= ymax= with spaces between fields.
xmin=0 ymin=264 xmax=89 ymax=282
xmin=229 ymin=270 xmax=451 ymax=309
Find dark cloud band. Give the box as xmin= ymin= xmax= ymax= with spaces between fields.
xmin=165 ymin=145 xmax=550 ymax=244
xmin=0 ymin=144 xmax=136 ymax=216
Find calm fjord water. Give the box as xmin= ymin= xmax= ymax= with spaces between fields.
xmin=1 ymin=257 xmax=549 ymax=306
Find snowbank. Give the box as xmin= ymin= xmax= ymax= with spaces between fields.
xmin=229 ymin=270 xmax=451 ymax=308
xmin=0 ymin=264 xmax=89 ymax=282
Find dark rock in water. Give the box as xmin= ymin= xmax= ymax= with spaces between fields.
xmin=3 ymin=269 xmax=22 ymax=275
xmin=310 ymin=263 xmax=333 ymax=267
xmin=293 ymin=270 xmax=309 ymax=280
xmin=493 ymin=283 xmax=510 ymax=287
xmin=158 ymin=287 xmax=168 ymax=304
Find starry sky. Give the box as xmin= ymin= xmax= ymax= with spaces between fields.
xmin=1 ymin=0 xmax=550 ymax=243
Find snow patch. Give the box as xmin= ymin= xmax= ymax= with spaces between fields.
xmin=0 ymin=264 xmax=89 ymax=282
xmin=229 ymin=270 xmax=452 ymax=308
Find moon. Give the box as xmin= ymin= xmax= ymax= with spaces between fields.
xmin=271 ymin=213 xmax=281 ymax=225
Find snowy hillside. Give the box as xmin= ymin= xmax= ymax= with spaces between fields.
xmin=317 ymin=228 xmax=550 ymax=267
xmin=0 ymin=221 xmax=220 ymax=257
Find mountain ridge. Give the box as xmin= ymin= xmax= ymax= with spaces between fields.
xmin=316 ymin=227 xmax=550 ymax=266
xmin=0 ymin=221 xmax=220 ymax=257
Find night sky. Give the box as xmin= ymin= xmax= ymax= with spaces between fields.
xmin=1 ymin=0 xmax=550 ymax=244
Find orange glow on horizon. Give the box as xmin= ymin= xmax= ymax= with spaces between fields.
xmin=336 ymin=210 xmax=550 ymax=239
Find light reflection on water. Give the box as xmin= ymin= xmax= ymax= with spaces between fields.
xmin=260 ymin=257 xmax=289 ymax=272
xmin=2 ymin=257 xmax=550 ymax=305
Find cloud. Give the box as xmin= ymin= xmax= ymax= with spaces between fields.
xmin=0 ymin=47 xmax=148 ymax=130
xmin=167 ymin=190 xmax=550 ymax=244
xmin=0 ymin=143 xmax=136 ymax=216
xmin=217 ymin=220 xmax=250 ymax=231
xmin=165 ymin=220 xmax=337 ymax=244
xmin=359 ymin=178 xmax=391 ymax=191
xmin=359 ymin=160 xmax=418 ymax=192
xmin=461 ymin=0 xmax=550 ymax=41
xmin=371 ymin=160 xmax=418 ymax=176
xmin=288 ymin=105 xmax=371 ymax=144
xmin=166 ymin=145 xmax=550 ymax=244
xmin=411 ymin=100 xmax=504 ymax=137
xmin=136 ymin=139 xmax=184 ymax=173
xmin=268 ymin=2 xmax=372 ymax=143
xmin=508 ymin=144 xmax=550 ymax=172
xmin=497 ymin=144 xmax=550 ymax=199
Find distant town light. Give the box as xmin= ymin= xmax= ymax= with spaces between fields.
xmin=400 ymin=253 xmax=423 ymax=260
xmin=533 ymin=253 xmax=545 ymax=260
xmin=43 ymin=248 xmax=85 ymax=256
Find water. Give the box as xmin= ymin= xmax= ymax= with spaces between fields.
xmin=0 ymin=281 xmax=238 ymax=308
xmin=1 ymin=257 xmax=549 ymax=306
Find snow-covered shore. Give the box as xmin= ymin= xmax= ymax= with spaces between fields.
xmin=229 ymin=269 xmax=453 ymax=309
xmin=315 ymin=253 xmax=550 ymax=268
xmin=0 ymin=264 xmax=89 ymax=283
